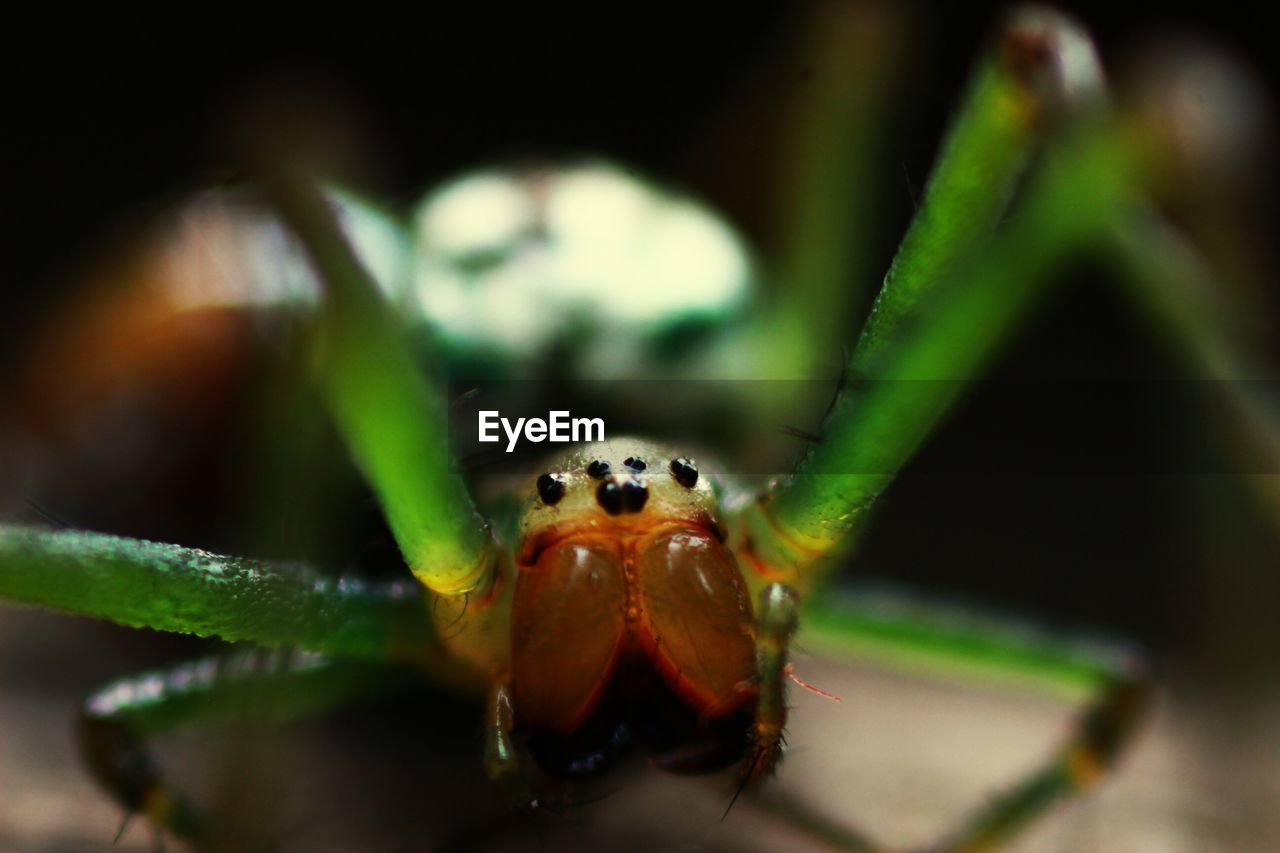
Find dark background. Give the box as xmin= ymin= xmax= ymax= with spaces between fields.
xmin=3 ymin=2 xmax=1271 ymax=339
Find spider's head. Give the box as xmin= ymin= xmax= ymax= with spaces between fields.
xmin=515 ymin=437 xmax=722 ymax=563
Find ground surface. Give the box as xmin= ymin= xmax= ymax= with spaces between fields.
xmin=2 ymin=606 xmax=1277 ymax=851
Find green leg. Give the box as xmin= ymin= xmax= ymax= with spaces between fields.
xmin=754 ymin=675 xmax=1147 ymax=853
xmin=772 ymin=584 xmax=1149 ymax=851
xmin=1105 ymin=214 xmax=1280 ymax=483
xmin=800 ymin=585 xmax=1140 ymax=699
xmin=271 ymin=178 xmax=496 ymax=598
xmin=0 ymin=525 xmax=436 ymax=664
xmin=754 ymin=788 xmax=879 ymax=853
xmin=933 ymin=671 xmax=1149 ymax=852
xmin=855 ymin=6 xmax=1103 ymax=370
xmin=766 ymin=2 xmax=899 ymax=377
xmin=735 ymin=8 xmax=1114 ymax=586
xmin=741 ymin=13 xmax=1251 ymax=592
xmin=739 ymin=103 xmax=1166 ymax=589
xmin=78 ymin=649 xmax=403 ymax=847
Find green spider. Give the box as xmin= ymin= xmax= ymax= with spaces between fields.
xmin=1 ymin=6 xmax=1264 ymax=850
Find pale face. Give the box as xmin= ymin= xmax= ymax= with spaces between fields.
xmin=515 ymin=437 xmax=723 ymax=562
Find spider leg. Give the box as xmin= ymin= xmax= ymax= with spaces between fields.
xmin=759 ymin=585 xmax=1149 ymax=851
xmin=767 ymin=2 xmax=900 ymax=376
xmin=78 ymin=648 xmax=406 ymax=847
xmin=1105 ymin=213 xmax=1280 ymax=489
xmin=930 ymin=670 xmax=1149 ymax=852
xmin=0 ymin=525 xmax=445 ymax=667
xmin=737 ymin=60 xmax=1178 ymax=590
xmin=856 ymin=6 xmax=1104 ymax=371
xmin=735 ymin=7 xmax=1108 ymax=587
xmin=271 ymin=178 xmax=498 ymax=599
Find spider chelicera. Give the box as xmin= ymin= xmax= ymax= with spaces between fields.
xmin=6 ymin=5 xmax=1262 ymax=849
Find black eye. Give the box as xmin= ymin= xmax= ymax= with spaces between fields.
xmin=586 ymin=460 xmax=611 ymax=479
xmin=597 ymin=479 xmax=648 ymax=514
xmin=623 ymin=456 xmax=646 ymax=472
xmin=537 ymin=472 xmax=566 ymax=505
xmin=596 ymin=481 xmax=623 ymax=515
xmin=621 ymin=480 xmax=649 ymax=512
xmin=669 ymin=457 xmax=698 ymax=489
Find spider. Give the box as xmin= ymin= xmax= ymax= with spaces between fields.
xmin=1 ymin=5 xmax=1268 ymax=851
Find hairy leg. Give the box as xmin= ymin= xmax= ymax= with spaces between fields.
xmin=0 ymin=525 xmax=436 ymax=663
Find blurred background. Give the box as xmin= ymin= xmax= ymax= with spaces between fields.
xmin=2 ymin=2 xmax=1278 ymax=850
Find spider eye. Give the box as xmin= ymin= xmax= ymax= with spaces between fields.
xmin=621 ymin=480 xmax=649 ymax=512
xmin=586 ymin=460 xmax=611 ymax=479
xmin=537 ymin=472 xmax=567 ymax=505
xmin=623 ymin=456 xmax=646 ymax=472
xmin=669 ymin=457 xmax=698 ymax=489
xmin=596 ymin=481 xmax=623 ymax=515
xmin=596 ymin=479 xmax=648 ymax=514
